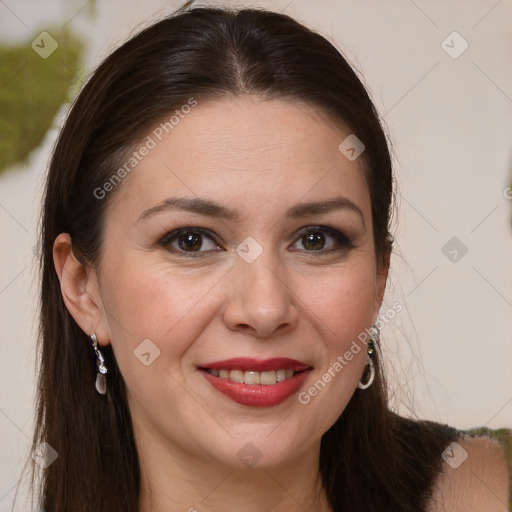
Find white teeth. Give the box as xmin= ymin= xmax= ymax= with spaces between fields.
xmin=230 ymin=370 xmax=244 ymax=383
xmin=207 ymin=368 xmax=298 ymax=385
xmin=260 ymin=370 xmax=276 ymax=385
xmin=276 ymin=369 xmax=286 ymax=382
xmin=244 ymin=371 xmax=260 ymax=385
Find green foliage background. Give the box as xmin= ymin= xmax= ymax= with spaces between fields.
xmin=0 ymin=28 xmax=83 ymax=174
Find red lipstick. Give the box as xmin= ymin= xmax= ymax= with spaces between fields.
xmin=198 ymin=358 xmax=312 ymax=407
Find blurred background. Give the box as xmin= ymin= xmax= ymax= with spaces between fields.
xmin=1 ymin=0 xmax=511 ymax=509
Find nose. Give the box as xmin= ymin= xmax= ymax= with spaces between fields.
xmin=222 ymin=250 xmax=299 ymax=339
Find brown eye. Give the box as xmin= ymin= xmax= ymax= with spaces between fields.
xmin=160 ymin=228 xmax=220 ymax=255
xmin=291 ymin=226 xmax=355 ymax=253
xmin=177 ymin=232 xmax=202 ymax=252
xmin=302 ymin=232 xmax=326 ymax=251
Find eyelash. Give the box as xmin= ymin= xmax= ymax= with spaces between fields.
xmin=158 ymin=225 xmax=356 ymax=257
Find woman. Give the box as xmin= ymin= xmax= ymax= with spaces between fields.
xmin=33 ymin=4 xmax=509 ymax=511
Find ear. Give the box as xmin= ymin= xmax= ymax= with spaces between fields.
xmin=371 ymin=241 xmax=391 ymax=323
xmin=53 ymin=233 xmax=111 ymax=345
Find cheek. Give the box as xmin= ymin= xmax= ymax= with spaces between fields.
xmin=293 ymin=260 xmax=376 ymax=421
xmin=304 ymin=259 xmax=377 ymax=346
xmin=99 ymin=254 xmax=217 ymax=373
xmin=98 ymin=257 xmax=225 ymax=434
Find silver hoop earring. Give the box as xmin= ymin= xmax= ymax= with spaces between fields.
xmin=357 ymin=326 xmax=377 ymax=390
xmin=357 ymin=354 xmax=375 ymax=390
xmin=90 ymin=333 xmax=107 ymax=395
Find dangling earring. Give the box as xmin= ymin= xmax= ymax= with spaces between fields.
xmin=358 ymin=326 xmax=377 ymax=390
xmin=90 ymin=333 xmax=107 ymax=395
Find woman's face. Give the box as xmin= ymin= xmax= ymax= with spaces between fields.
xmin=93 ymin=96 xmax=387 ymax=469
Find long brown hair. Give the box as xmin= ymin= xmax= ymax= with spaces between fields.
xmin=32 ymin=5 xmax=460 ymax=511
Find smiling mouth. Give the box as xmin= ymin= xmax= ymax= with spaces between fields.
xmin=202 ymin=368 xmax=301 ymax=386
xmin=198 ymin=366 xmax=312 ymax=407
xmin=198 ymin=357 xmax=313 ymax=407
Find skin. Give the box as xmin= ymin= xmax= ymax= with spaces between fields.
xmin=429 ymin=435 xmax=509 ymax=512
xmin=52 ymin=95 xmax=509 ymax=510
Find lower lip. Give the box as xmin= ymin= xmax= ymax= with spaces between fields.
xmin=200 ymin=369 xmax=312 ymax=407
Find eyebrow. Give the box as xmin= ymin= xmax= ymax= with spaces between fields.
xmin=137 ymin=195 xmax=365 ymax=226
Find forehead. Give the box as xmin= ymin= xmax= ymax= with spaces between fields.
xmin=107 ymin=96 xmax=370 ymax=222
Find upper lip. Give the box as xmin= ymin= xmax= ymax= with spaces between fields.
xmin=199 ymin=358 xmax=311 ymax=372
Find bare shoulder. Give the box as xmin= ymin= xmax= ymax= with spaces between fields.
xmin=427 ymin=434 xmax=510 ymax=512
